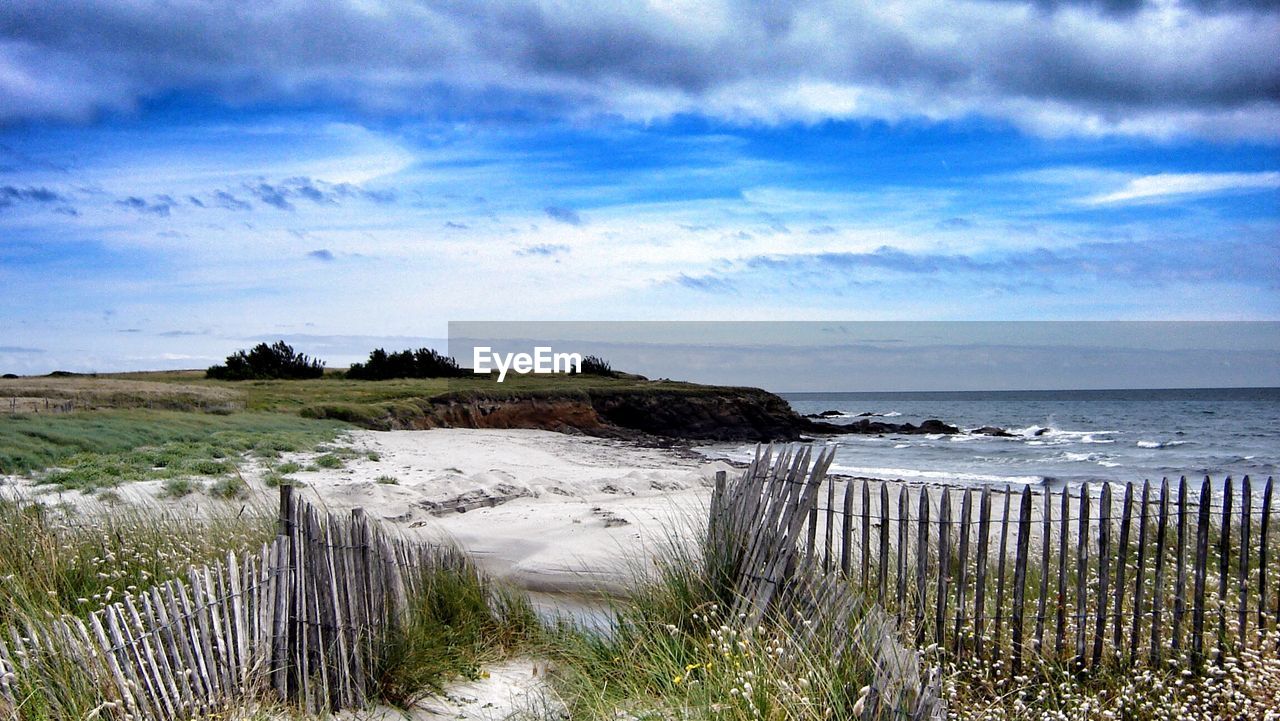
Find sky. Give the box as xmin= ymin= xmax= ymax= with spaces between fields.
xmin=1 ymin=0 xmax=1278 ymax=376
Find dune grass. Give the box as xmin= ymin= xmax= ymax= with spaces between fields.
xmin=374 ymin=558 xmax=540 ymax=707
xmin=0 ymin=495 xmax=275 ymax=626
xmin=0 ymin=409 xmax=349 ymax=489
xmin=540 ymin=531 xmax=900 ymax=721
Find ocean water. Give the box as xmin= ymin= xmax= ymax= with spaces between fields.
xmin=697 ymin=388 xmax=1280 ymax=489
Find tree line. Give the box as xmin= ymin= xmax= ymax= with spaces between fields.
xmin=206 ymin=341 xmax=616 ymax=381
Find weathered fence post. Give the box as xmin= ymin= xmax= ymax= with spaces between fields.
xmin=1093 ymin=483 xmax=1111 ymax=667
xmin=1192 ymin=477 xmax=1212 ymax=669
xmin=1217 ymin=476 xmax=1233 ymax=664
xmin=1012 ymin=486 xmax=1032 ymax=675
xmin=1151 ymin=478 xmax=1170 ymax=665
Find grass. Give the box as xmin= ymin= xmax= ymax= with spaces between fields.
xmin=374 ymin=553 xmax=539 ymax=706
xmin=541 ymin=529 xmax=902 ymax=720
xmin=0 ymin=495 xmax=274 ymax=627
xmin=0 ymin=409 xmax=348 ymax=490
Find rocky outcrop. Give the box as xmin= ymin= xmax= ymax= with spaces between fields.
xmin=971 ymin=425 xmax=1016 ymax=437
xmin=812 ymin=417 xmax=961 ymax=436
xmin=312 ymin=385 xmax=965 ymax=442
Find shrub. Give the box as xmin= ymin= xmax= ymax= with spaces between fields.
xmin=346 ymin=347 xmax=464 ymax=380
xmin=210 ymin=475 xmax=248 ymax=499
xmin=578 ymin=354 xmax=615 ymax=377
xmin=161 ymin=477 xmax=197 ymax=498
xmin=206 ymin=341 xmax=325 ymax=381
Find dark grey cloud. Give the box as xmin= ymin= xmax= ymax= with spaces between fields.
xmin=732 ymin=236 xmax=1280 ymax=289
xmin=516 ymin=243 xmax=569 ymax=257
xmin=675 ymin=273 xmax=737 ymax=293
xmin=445 ymin=221 xmax=469 ymax=229
xmin=115 ymin=195 xmax=172 ymax=216
xmin=249 ymin=182 xmax=293 ymax=210
xmin=1 ymin=1 xmax=1273 ymax=139
xmin=216 ymin=177 xmax=392 ymax=212
xmin=544 ymin=206 xmax=582 ymax=225
xmin=213 ymin=190 xmax=251 ymax=210
xmin=307 ymin=249 xmax=336 ymax=261
xmin=0 ymin=185 xmax=66 ymax=207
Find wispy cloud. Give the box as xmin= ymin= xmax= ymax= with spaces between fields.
xmin=545 ymin=206 xmax=583 ymax=225
xmin=1084 ymin=171 xmax=1280 ymax=205
xmin=516 ymin=243 xmax=569 ymax=257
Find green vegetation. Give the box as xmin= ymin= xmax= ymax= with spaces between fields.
xmin=376 ymin=475 xmax=399 ymax=484
xmin=542 ymin=536 xmax=896 ymax=720
xmin=206 ymin=340 xmax=325 ymax=380
xmin=375 ymin=556 xmax=538 ymax=706
xmin=0 ymin=410 xmax=347 ymax=488
xmin=160 ymin=476 xmax=198 ymax=497
xmin=0 ymin=496 xmax=273 ymax=627
xmin=576 ymin=353 xmax=615 ymax=377
xmin=346 ymin=347 xmax=465 ymax=380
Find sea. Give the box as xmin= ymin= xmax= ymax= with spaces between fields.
xmin=695 ymin=388 xmax=1280 ymax=489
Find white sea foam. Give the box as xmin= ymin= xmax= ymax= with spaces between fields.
xmin=1137 ymin=440 xmax=1189 ymax=449
xmin=829 ymin=464 xmax=1042 ymax=486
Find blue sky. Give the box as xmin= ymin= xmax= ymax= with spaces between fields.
xmin=1 ymin=0 xmax=1278 ymax=374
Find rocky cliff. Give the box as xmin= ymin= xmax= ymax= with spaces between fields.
xmin=313 ymin=385 xmax=961 ymax=443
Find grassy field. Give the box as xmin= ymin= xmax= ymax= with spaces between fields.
xmin=0 ymin=409 xmax=348 ymax=488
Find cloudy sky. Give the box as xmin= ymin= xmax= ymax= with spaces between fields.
xmin=1 ymin=0 xmax=1278 ymax=374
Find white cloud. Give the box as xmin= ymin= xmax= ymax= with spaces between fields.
xmin=1083 ymin=171 xmax=1280 ymax=205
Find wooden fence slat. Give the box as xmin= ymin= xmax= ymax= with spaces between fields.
xmin=974 ymin=487 xmax=992 ymax=660
xmin=1173 ymin=477 xmax=1189 ymax=653
xmin=954 ymin=489 xmax=973 ymax=656
xmin=1035 ymin=487 xmax=1051 ymax=655
xmin=1093 ymin=483 xmax=1112 ymax=667
xmin=915 ymin=487 xmax=930 ymax=647
xmin=1114 ymin=482 xmax=1134 ymax=653
xmin=1238 ymin=476 xmax=1252 ymax=647
xmin=1130 ymin=481 xmax=1151 ymax=664
xmin=1261 ymin=477 xmax=1274 ymax=635
xmin=1151 ymin=478 xmax=1171 ymax=665
xmin=897 ymin=485 xmax=909 ymax=619
xmin=879 ymin=483 xmax=890 ymax=605
xmin=1056 ymin=486 xmax=1069 ymax=660
xmin=820 ymin=477 xmax=833 ymax=573
xmin=125 ymin=594 xmax=176 ymax=721
xmin=1192 ymin=476 xmax=1212 ymax=669
xmin=862 ymin=480 xmax=871 ymax=589
xmin=842 ymin=481 xmax=854 ymax=576
xmin=1217 ymin=476 xmax=1233 ymax=664
xmin=1074 ymin=483 xmax=1090 ymax=668
xmin=936 ymin=487 xmax=952 ymax=648
xmin=994 ymin=487 xmax=1012 ymax=655
xmin=1011 ymin=486 xmax=1033 ymax=675
xmin=90 ymin=609 xmax=140 ymax=718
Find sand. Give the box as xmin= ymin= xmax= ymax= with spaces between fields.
xmin=288 ymin=429 xmax=735 ymax=594
xmin=2 ymin=428 xmax=736 ymax=594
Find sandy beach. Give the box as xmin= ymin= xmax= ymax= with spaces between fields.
xmin=3 ymin=428 xmax=736 ymax=595
xmin=292 ymin=429 xmax=736 ymax=594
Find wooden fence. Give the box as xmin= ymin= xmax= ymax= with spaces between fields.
xmin=712 ymin=444 xmax=1279 ymax=675
xmin=0 ymin=486 xmax=463 ymax=718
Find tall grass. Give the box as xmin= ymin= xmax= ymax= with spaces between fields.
xmin=0 ymin=496 xmax=274 ymax=625
xmin=374 ymin=554 xmax=539 ymax=706
xmin=542 ymin=529 xmax=904 ymax=720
